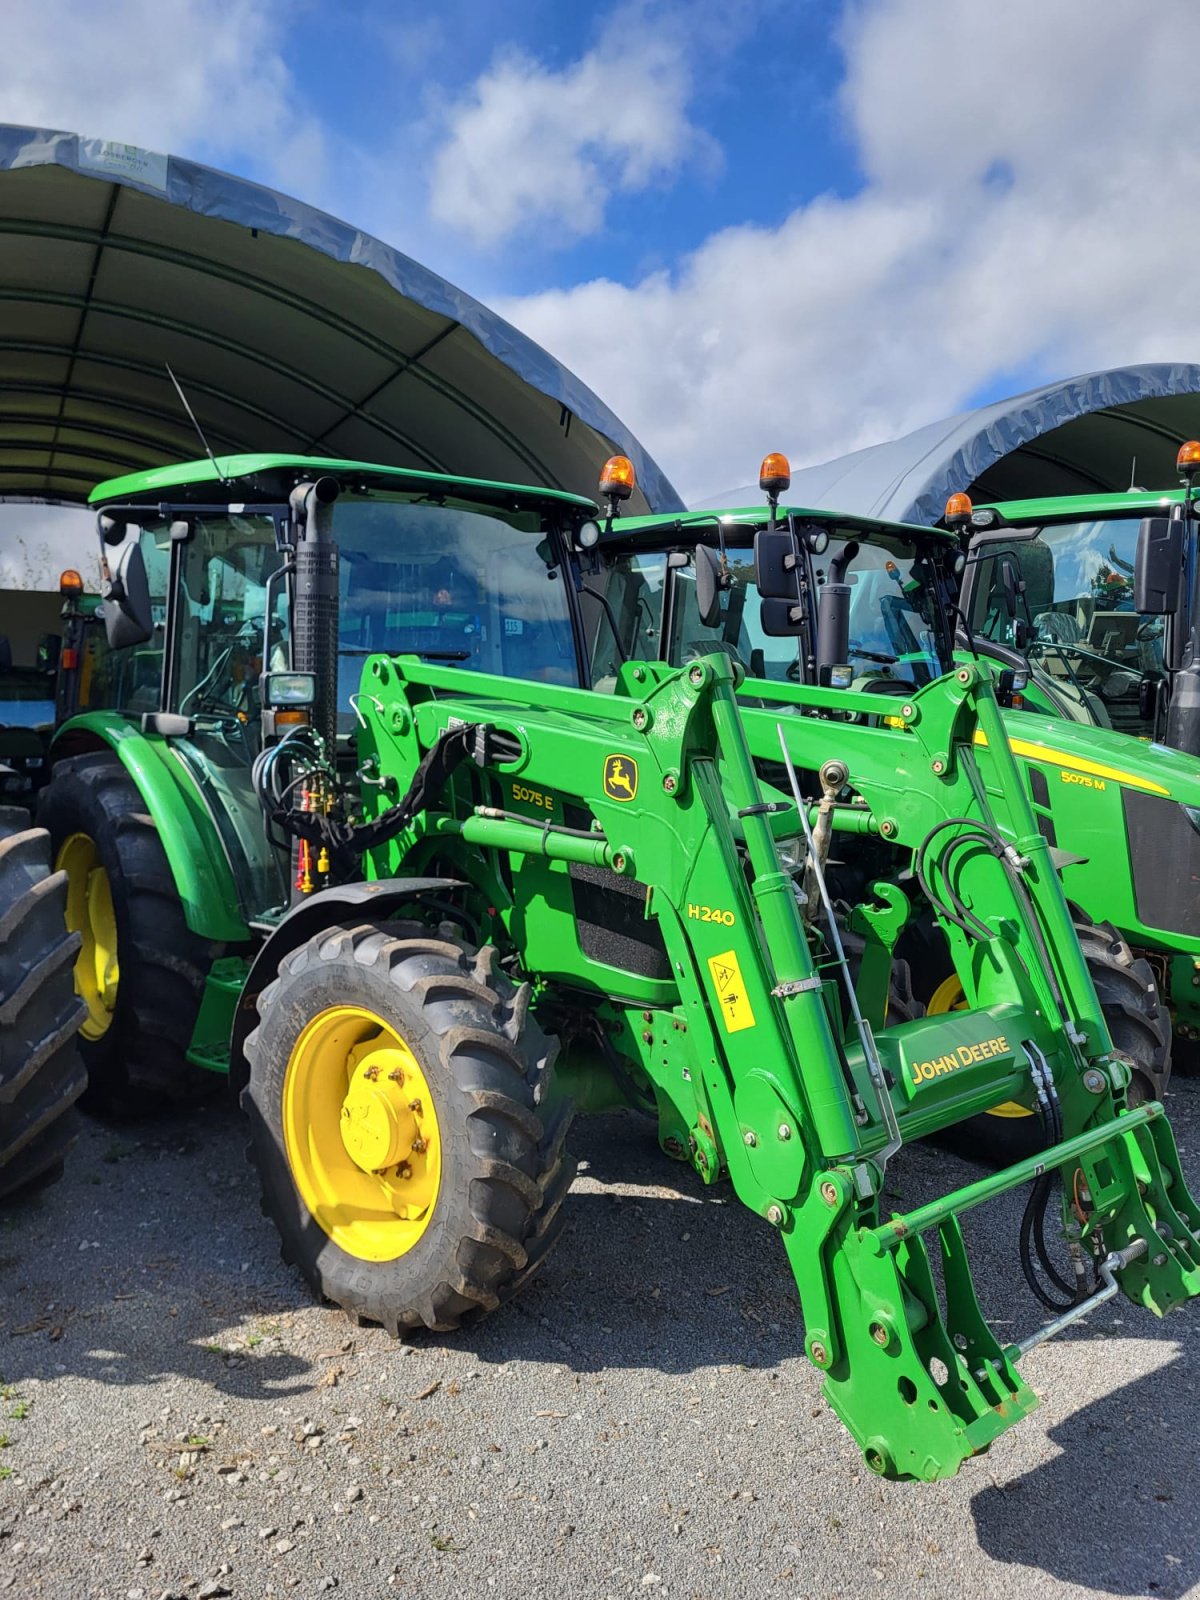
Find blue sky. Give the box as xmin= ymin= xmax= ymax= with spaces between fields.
xmin=3 ymin=0 xmax=1199 ymax=507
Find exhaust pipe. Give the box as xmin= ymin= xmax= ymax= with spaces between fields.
xmin=289 ymin=477 xmax=340 ymax=755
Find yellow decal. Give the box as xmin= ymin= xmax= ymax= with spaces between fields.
xmin=707 ymin=949 xmax=756 ymax=1033
xmin=687 ymin=903 xmax=737 ymax=927
xmin=603 ymin=754 xmax=638 ymax=803
xmin=1060 ymin=769 xmax=1105 ymax=792
xmin=511 ymin=781 xmax=553 ymax=810
xmin=909 ymin=1033 xmax=1010 ymax=1086
xmin=973 ymin=729 xmax=1168 ymax=796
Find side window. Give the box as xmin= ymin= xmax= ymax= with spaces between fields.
xmin=76 ymin=527 xmax=170 ymax=715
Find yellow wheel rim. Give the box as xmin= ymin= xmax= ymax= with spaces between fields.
xmin=927 ymin=974 xmax=1032 ymax=1120
xmin=56 ymin=832 xmax=119 ymax=1041
xmin=282 ymin=1005 xmax=442 ymax=1263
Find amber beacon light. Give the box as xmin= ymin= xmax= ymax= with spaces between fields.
xmin=759 ymin=452 xmax=792 ymax=496
xmin=943 ymin=492 xmax=974 ymax=529
xmin=599 ymin=455 xmax=636 ymax=502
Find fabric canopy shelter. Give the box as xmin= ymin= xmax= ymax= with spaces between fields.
xmin=700 ymin=365 xmax=1200 ymax=524
xmin=0 ymin=125 xmax=681 ymax=516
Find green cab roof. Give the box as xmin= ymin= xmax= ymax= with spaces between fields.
xmin=980 ymin=487 xmax=1187 ymax=524
xmin=611 ymin=504 xmax=953 ymax=545
xmin=89 ymin=453 xmax=599 ymax=514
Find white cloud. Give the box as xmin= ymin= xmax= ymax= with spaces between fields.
xmin=0 ymin=0 xmax=324 ymax=191
xmin=428 ymin=4 xmax=715 ymax=248
xmin=498 ymin=0 xmax=1200 ymax=504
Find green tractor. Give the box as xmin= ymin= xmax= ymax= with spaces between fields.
xmin=944 ymin=446 xmax=1200 ymax=1061
xmin=38 ymin=450 xmax=1200 ymax=1482
xmin=579 ymin=453 xmax=1175 ymax=1159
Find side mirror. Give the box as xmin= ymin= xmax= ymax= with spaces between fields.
xmin=102 ymin=538 xmax=154 ymax=650
xmin=754 ymin=529 xmax=798 ymax=600
xmin=1134 ymin=515 xmax=1184 ymax=613
xmin=759 ymin=597 xmax=805 ymax=637
xmin=694 ymin=545 xmax=723 ymax=629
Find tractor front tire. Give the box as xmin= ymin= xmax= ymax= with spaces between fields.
xmin=0 ymin=808 xmax=87 ymax=1200
xmin=243 ymin=921 xmax=573 ymax=1335
xmin=944 ymin=918 xmax=1170 ymax=1168
xmin=38 ymin=752 xmax=218 ymax=1113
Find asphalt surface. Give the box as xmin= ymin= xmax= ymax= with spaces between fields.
xmin=1 ymin=1078 xmax=1198 ymax=1600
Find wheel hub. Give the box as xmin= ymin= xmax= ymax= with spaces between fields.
xmin=56 ymin=832 xmax=119 ymax=1040
xmin=339 ymin=1047 xmax=419 ymax=1173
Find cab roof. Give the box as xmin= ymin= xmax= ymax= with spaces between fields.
xmin=89 ymin=453 xmax=598 ymax=515
xmin=610 ymin=504 xmax=954 ymax=545
xmin=980 ymin=487 xmax=1187 ymax=524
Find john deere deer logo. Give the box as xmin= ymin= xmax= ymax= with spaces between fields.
xmin=603 ymin=754 xmax=638 ymax=802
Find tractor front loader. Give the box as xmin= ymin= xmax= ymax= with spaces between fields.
xmin=39 ymin=452 xmax=1200 ymax=1482
xmin=334 ymin=643 xmax=1200 ymax=1482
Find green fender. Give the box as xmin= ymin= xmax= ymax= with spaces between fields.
xmin=50 ymin=712 xmax=250 ymax=942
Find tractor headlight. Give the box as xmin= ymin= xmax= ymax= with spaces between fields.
xmin=264 ymin=671 xmax=316 ymax=706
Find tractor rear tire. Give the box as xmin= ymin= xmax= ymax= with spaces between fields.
xmin=945 ymin=918 xmax=1170 ymax=1168
xmin=243 ymin=921 xmax=574 ymax=1335
xmin=38 ymin=752 xmax=218 ymax=1114
xmin=0 ymin=808 xmax=87 ymax=1201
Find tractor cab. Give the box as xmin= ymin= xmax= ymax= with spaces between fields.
xmin=577 ymin=453 xmax=962 ymax=705
xmin=948 ymin=486 xmax=1181 ymax=738
xmin=60 ymin=455 xmax=597 ymax=929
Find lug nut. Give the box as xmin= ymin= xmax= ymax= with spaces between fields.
xmin=411 ymin=1137 xmax=427 ymax=1154
xmin=363 ymin=1065 xmax=380 ymax=1081
xmin=388 ymin=1069 xmax=405 ymax=1083
xmin=408 ymin=1098 xmax=422 ymax=1113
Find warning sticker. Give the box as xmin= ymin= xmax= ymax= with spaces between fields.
xmin=707 ymin=949 xmax=756 ymax=1033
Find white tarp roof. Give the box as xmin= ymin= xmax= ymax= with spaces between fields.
xmin=700 ymin=364 xmax=1200 ymax=522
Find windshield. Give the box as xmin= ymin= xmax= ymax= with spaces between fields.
xmin=590 ymin=527 xmax=950 ymax=690
xmin=335 ymin=497 xmax=577 ymax=713
xmin=968 ymin=517 xmax=1155 ymax=734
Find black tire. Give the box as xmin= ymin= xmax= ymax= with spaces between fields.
xmin=38 ymin=752 xmax=218 ymax=1113
xmin=949 ymin=918 xmax=1171 ymax=1167
xmin=0 ymin=808 xmax=87 ymax=1201
xmin=243 ymin=921 xmax=574 ymax=1335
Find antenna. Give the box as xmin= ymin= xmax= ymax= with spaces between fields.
xmin=1128 ymin=455 xmax=1139 ymax=492
xmin=165 ymin=363 xmax=227 ymax=483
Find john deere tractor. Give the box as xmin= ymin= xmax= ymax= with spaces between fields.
xmin=939 ymin=446 xmax=1200 ymax=1062
xmin=577 ymin=454 xmax=1175 ymax=1160
xmin=40 ymin=451 xmax=1200 ymax=1482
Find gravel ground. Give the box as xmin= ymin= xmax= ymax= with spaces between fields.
xmin=1 ymin=1078 xmax=1198 ymax=1600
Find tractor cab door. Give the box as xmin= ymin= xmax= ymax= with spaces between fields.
xmin=77 ymin=510 xmax=291 ymax=922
